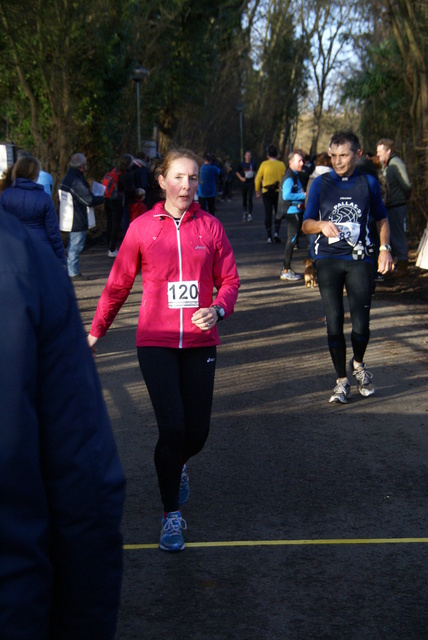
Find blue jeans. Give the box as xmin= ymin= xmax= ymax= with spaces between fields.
xmin=67 ymin=231 xmax=87 ymax=277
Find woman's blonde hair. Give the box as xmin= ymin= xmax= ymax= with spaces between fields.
xmin=12 ymin=156 xmax=41 ymax=182
xmin=155 ymin=148 xmax=202 ymax=185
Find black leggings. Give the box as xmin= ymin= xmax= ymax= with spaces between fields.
xmin=138 ymin=346 xmax=216 ymax=512
xmin=283 ymin=213 xmax=302 ymax=268
xmin=262 ymin=191 xmax=281 ymax=238
xmin=316 ymin=259 xmax=374 ymax=378
xmin=242 ymin=183 xmax=254 ymax=214
xmin=199 ymin=196 xmax=216 ymax=216
xmin=105 ymin=199 xmax=123 ymax=252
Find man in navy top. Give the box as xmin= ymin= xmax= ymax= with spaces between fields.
xmin=197 ymin=152 xmax=221 ymax=216
xmin=302 ymin=131 xmax=394 ymax=404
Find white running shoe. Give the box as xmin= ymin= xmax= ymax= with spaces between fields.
xmin=280 ymin=269 xmax=302 ymax=281
xmin=329 ymin=379 xmax=351 ymax=404
xmin=108 ymin=249 xmax=118 ymax=257
xmin=349 ymin=359 xmax=375 ymax=397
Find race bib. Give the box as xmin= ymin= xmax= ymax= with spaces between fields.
xmin=328 ymin=222 xmax=360 ymax=247
xmin=168 ymin=280 xmax=199 ymax=308
xmin=244 ymin=170 xmax=254 ymax=179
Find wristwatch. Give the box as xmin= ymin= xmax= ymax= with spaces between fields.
xmin=379 ymin=244 xmax=392 ymax=252
xmin=211 ymin=305 xmax=225 ymax=321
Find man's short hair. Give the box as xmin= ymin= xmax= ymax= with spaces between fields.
xmin=288 ymin=149 xmax=304 ymax=163
xmin=267 ymin=144 xmax=277 ymax=158
xmin=70 ymin=153 xmax=86 ymax=168
xmin=377 ymin=138 xmax=394 ymax=153
xmin=329 ymin=131 xmax=361 ymax=154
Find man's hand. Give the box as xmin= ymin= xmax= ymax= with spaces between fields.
xmin=378 ymin=251 xmax=395 ymax=275
xmin=319 ymin=220 xmax=340 ymax=238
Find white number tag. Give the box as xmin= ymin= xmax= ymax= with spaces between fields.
xmin=329 ymin=222 xmax=360 ymax=246
xmin=168 ymin=280 xmax=199 ymax=308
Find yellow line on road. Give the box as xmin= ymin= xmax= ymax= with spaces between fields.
xmin=124 ymin=537 xmax=428 ymax=550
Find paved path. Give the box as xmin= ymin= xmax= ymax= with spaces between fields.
xmin=75 ymin=197 xmax=428 ymax=640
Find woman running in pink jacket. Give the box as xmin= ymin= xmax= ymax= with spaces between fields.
xmin=88 ymin=148 xmax=240 ymax=552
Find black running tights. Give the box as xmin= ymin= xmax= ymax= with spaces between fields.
xmin=262 ymin=191 xmax=281 ymax=238
xmin=138 ymin=346 xmax=216 ymax=512
xmin=316 ymin=259 xmax=374 ymax=378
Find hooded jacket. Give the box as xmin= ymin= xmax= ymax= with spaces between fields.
xmin=90 ymin=201 xmax=240 ymax=348
xmin=0 ymin=177 xmax=66 ymax=265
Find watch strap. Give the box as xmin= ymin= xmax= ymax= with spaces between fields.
xmin=211 ymin=305 xmax=225 ymax=321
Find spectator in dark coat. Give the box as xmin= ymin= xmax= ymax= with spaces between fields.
xmin=376 ymin=138 xmax=412 ymax=275
xmin=0 ymin=207 xmax=126 ymax=639
xmin=59 ymin=153 xmax=105 ymax=280
xmin=0 ymin=155 xmax=66 ymax=266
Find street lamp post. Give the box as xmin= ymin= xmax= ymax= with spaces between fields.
xmin=132 ymin=66 xmax=149 ymax=152
xmin=235 ymin=103 xmax=245 ymax=160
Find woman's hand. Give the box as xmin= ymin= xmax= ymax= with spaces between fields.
xmin=87 ymin=333 xmax=98 ymax=355
xmin=191 ymin=307 xmax=217 ymax=331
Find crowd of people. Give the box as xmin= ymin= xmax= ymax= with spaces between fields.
xmin=0 ymin=129 xmax=413 ymax=636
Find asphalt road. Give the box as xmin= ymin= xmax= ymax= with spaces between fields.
xmin=76 ymin=197 xmax=428 ymax=640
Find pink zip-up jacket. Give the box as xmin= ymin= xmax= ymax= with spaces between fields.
xmin=90 ymin=201 xmax=240 ymax=348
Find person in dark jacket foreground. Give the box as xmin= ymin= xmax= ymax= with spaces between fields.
xmin=0 ymin=208 xmax=126 ymax=639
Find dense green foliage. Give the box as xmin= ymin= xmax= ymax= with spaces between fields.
xmin=342 ymin=39 xmax=410 ymax=151
xmin=342 ymin=0 xmax=428 ymax=232
xmin=0 ymin=0 xmax=307 ymax=180
xmin=0 ymin=0 xmax=427 ymax=234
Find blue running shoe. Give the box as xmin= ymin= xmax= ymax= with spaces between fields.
xmin=178 ymin=464 xmax=190 ymax=505
xmin=159 ymin=511 xmax=187 ymax=552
